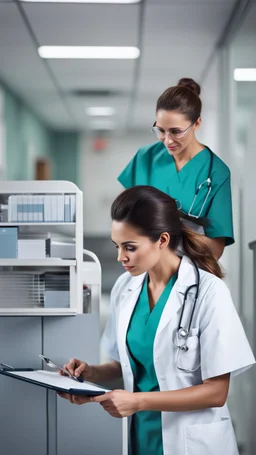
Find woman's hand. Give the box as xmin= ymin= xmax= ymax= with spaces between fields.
xmin=57 ymin=392 xmax=91 ymax=406
xmin=60 ymin=358 xmax=92 ymax=381
xmin=91 ymin=390 xmax=139 ymax=418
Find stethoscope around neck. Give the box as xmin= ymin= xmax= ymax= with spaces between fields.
xmin=172 ymin=259 xmax=200 ymax=355
xmin=177 ymin=148 xmax=214 ymax=219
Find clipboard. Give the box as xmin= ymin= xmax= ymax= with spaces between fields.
xmin=0 ymin=369 xmax=109 ymax=396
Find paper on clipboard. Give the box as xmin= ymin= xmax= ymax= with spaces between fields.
xmin=5 ymin=370 xmax=110 ymax=395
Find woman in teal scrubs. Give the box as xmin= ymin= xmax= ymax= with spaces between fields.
xmin=118 ymin=78 xmax=234 ymax=259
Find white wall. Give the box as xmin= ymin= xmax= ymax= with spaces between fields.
xmin=80 ymin=132 xmax=152 ymax=236
xmin=218 ymin=8 xmax=256 ymax=449
xmin=243 ymin=105 xmax=256 ymax=455
xmin=198 ymin=54 xmax=231 ymax=274
xmin=241 ymin=106 xmax=256 ymax=341
xmin=0 ymin=87 xmax=6 ymax=179
xmin=198 ymin=55 xmax=220 ymax=155
xmin=229 ymin=101 xmax=256 ymax=455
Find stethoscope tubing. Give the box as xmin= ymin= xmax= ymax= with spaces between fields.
xmin=175 ymin=259 xmax=200 ymax=346
xmin=179 ymin=148 xmax=214 ymax=219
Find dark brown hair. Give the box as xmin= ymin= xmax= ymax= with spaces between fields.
xmin=156 ymin=77 xmax=202 ymax=123
xmin=111 ymin=186 xmax=223 ymax=279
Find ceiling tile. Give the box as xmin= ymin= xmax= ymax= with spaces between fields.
xmin=68 ymin=94 xmax=131 ymax=130
xmin=0 ymin=0 xmax=238 ymax=131
xmin=146 ymin=0 xmax=234 ymax=4
xmin=0 ymin=3 xmax=73 ymax=126
xmin=23 ymin=3 xmax=140 ymax=46
xmin=46 ymin=59 xmax=136 ymax=91
xmin=130 ymin=1 xmax=235 ymax=129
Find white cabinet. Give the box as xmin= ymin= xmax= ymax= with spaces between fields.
xmin=0 ymin=181 xmax=101 ymax=316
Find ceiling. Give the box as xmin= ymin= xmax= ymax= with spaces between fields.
xmin=0 ymin=0 xmax=238 ymax=132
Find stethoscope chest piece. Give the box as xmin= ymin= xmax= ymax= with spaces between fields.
xmin=177 ymin=328 xmax=189 ymax=351
xmin=178 ymin=328 xmax=189 ymax=338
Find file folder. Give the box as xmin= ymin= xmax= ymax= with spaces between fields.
xmin=0 ymin=369 xmax=109 ymax=396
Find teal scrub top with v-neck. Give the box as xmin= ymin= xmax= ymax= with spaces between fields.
xmin=118 ymin=142 xmax=234 ymax=245
xmin=126 ymin=273 xmax=178 ymax=455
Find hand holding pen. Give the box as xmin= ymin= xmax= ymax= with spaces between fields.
xmin=62 ymin=358 xmax=93 ymax=382
xmin=57 ymin=358 xmax=94 ymax=405
xmin=38 ymin=355 xmax=84 ymax=383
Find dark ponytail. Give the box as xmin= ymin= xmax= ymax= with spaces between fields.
xmin=181 ymin=224 xmax=224 ymax=278
xmin=111 ymin=185 xmax=224 ymax=279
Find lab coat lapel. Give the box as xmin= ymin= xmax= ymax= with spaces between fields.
xmin=156 ymin=256 xmax=198 ymax=336
xmin=156 ymin=283 xmax=182 ymax=335
xmin=117 ymin=273 xmax=146 ymax=360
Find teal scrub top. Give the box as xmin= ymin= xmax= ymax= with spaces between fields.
xmin=118 ymin=143 xmax=234 ymax=245
xmin=126 ymin=273 xmax=178 ymax=455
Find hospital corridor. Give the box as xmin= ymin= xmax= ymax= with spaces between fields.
xmin=0 ymin=0 xmax=256 ymax=454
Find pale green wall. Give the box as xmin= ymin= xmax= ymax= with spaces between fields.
xmin=4 ymin=88 xmax=52 ymax=180
xmin=51 ymin=132 xmax=80 ymax=187
xmin=2 ymin=84 xmax=80 ymax=185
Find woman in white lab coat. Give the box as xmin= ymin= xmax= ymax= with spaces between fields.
xmin=59 ymin=185 xmax=255 ymax=455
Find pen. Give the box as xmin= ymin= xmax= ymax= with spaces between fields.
xmin=72 ymin=375 xmax=83 ymax=383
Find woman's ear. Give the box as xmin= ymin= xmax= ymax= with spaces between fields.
xmin=194 ymin=117 xmax=201 ymax=131
xmin=159 ymin=232 xmax=170 ymax=249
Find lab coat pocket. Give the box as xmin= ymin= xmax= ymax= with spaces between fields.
xmin=176 ymin=335 xmax=200 ymax=372
xmin=185 ymin=417 xmax=239 ymax=455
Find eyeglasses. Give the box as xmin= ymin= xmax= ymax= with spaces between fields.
xmin=151 ymin=122 xmax=195 ymax=141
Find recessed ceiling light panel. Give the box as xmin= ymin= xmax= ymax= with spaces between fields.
xmin=86 ymin=107 xmax=116 ymax=116
xmin=234 ymin=68 xmax=256 ymax=82
xmin=38 ymin=46 xmax=140 ymax=59
xmin=23 ymin=0 xmax=140 ymax=3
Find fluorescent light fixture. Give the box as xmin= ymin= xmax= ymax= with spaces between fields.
xmin=234 ymin=68 xmax=256 ymax=81
xmin=23 ymin=0 xmax=140 ymax=2
xmin=38 ymin=46 xmax=140 ymax=59
xmin=86 ymin=107 xmax=116 ymax=116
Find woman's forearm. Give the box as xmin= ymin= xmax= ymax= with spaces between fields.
xmin=136 ymin=375 xmax=230 ymax=412
xmin=87 ymin=360 xmax=122 ymax=384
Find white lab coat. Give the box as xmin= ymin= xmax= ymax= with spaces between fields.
xmin=103 ymin=256 xmax=255 ymax=455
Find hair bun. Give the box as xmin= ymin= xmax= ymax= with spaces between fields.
xmin=177 ymin=78 xmax=201 ymax=96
